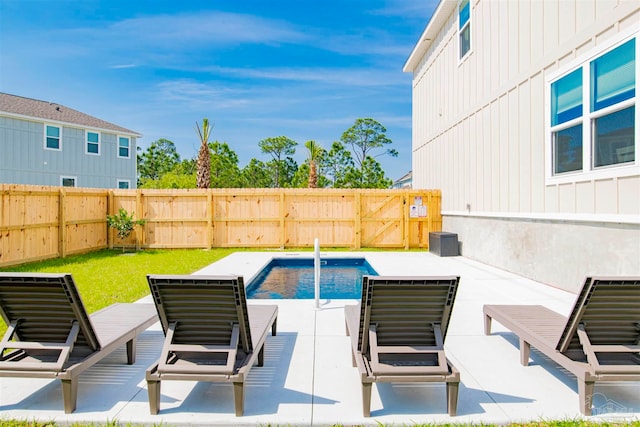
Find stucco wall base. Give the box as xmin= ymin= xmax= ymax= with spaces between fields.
xmin=444 ymin=215 xmax=640 ymax=294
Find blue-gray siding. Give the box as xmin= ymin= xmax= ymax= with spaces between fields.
xmin=0 ymin=116 xmax=137 ymax=188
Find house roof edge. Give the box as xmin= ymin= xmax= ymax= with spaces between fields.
xmin=0 ymin=92 xmax=142 ymax=137
xmin=403 ymin=0 xmax=457 ymax=73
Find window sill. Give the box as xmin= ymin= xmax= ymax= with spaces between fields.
xmin=545 ymin=162 xmax=639 ymax=186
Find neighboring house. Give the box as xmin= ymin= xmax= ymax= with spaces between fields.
xmin=0 ymin=92 xmax=140 ymax=189
xmin=391 ymin=170 xmax=412 ymax=189
xmin=403 ymin=0 xmax=639 ymax=292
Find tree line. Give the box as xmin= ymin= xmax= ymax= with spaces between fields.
xmin=137 ymin=118 xmax=398 ymax=189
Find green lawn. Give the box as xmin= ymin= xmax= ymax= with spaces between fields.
xmin=0 ymin=248 xmax=252 ymax=310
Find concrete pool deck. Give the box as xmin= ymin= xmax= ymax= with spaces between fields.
xmin=0 ymin=251 xmax=638 ymax=425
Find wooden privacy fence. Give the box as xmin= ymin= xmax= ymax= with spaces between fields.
xmin=0 ymin=184 xmax=442 ymax=267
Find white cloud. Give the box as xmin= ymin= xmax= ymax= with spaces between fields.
xmin=155 ymin=80 xmax=253 ymax=109
xmin=109 ymin=63 xmax=137 ymax=69
xmin=106 ymin=11 xmax=309 ymax=46
xmin=52 ymin=9 xmax=417 ymax=65
xmin=370 ymin=0 xmax=439 ymax=19
xmin=315 ymin=32 xmax=415 ymax=58
xmin=164 ymin=64 xmax=410 ymax=88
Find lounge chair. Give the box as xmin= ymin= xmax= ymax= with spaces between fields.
xmin=145 ymin=274 xmax=278 ymax=416
xmin=483 ymin=276 xmax=640 ymax=415
xmin=344 ymin=275 xmax=461 ymax=416
xmin=0 ymin=272 xmax=157 ymax=413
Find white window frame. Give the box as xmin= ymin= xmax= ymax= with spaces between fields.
xmin=117 ymin=179 xmax=131 ymax=189
xmin=545 ymin=30 xmax=639 ymax=185
xmin=44 ymin=124 xmax=62 ymax=151
xmin=60 ymin=176 xmax=77 ymax=187
xmin=458 ymin=0 xmax=472 ymax=63
xmin=117 ymin=135 xmax=131 ymax=159
xmin=85 ymin=130 xmax=101 ymax=155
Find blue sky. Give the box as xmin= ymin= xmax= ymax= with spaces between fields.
xmin=0 ymin=0 xmax=437 ymax=182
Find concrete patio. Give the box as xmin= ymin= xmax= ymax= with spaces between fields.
xmin=0 ymin=252 xmax=638 ymax=425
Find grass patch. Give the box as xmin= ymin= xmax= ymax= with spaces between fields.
xmin=0 ymin=248 xmax=248 ymax=312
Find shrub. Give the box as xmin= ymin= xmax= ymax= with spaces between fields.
xmin=106 ymin=208 xmax=145 ymax=252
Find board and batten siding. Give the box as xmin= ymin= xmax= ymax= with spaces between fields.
xmin=407 ymin=0 xmax=640 ymax=292
xmin=0 ymin=115 xmax=137 ymax=188
xmin=411 ymin=0 xmax=639 ymax=217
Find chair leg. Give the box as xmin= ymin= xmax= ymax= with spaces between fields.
xmin=578 ymin=380 xmax=595 ymax=416
xmin=126 ymin=337 xmax=137 ymax=364
xmin=483 ymin=314 xmax=492 ymax=335
xmin=519 ymin=338 xmax=531 ymax=366
xmin=362 ymin=382 xmax=372 ymax=417
xmin=233 ymin=382 xmax=244 ymax=416
xmin=61 ymin=379 xmax=78 ymax=414
xmin=148 ymin=380 xmax=161 ymax=415
xmin=447 ymin=381 xmax=459 ymax=416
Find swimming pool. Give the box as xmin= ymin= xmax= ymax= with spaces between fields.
xmin=246 ymin=257 xmax=378 ymax=299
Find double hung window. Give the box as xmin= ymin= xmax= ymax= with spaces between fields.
xmin=549 ymin=36 xmax=636 ymax=180
xmin=45 ymin=125 xmax=61 ymax=150
xmin=118 ymin=136 xmax=130 ymax=158
xmin=590 ymin=40 xmax=635 ymax=168
xmin=551 ymin=69 xmax=583 ymax=174
xmin=459 ymin=0 xmax=471 ymax=60
xmin=86 ymin=131 xmax=100 ymax=155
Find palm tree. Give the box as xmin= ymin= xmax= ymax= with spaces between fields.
xmin=305 ymin=140 xmax=322 ymax=188
xmin=195 ymin=118 xmax=212 ymax=189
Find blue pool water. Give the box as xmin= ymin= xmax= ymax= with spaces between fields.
xmin=246 ymin=258 xmax=378 ymax=299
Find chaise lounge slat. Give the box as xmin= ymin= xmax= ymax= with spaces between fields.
xmin=145 ymin=274 xmax=278 ymax=416
xmin=0 ymin=272 xmax=157 ymax=413
xmin=345 ymin=275 xmax=461 ymax=417
xmin=483 ymin=276 xmax=640 ymax=415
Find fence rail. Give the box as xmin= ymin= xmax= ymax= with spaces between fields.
xmin=0 ymin=184 xmax=441 ymax=267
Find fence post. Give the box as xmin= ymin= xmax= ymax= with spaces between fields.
xmin=59 ymin=188 xmax=66 ymax=258
xmin=427 ymin=191 xmax=433 ymax=242
xmin=354 ymin=191 xmax=361 ymax=249
xmin=136 ymin=189 xmax=143 ymax=251
xmin=279 ymin=190 xmax=286 ymax=249
xmin=107 ymin=190 xmax=114 ymax=249
xmin=403 ymin=190 xmax=410 ymax=250
xmin=207 ymin=190 xmax=213 ymax=249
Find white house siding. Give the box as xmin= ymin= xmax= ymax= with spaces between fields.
xmin=408 ymin=0 xmax=640 ymax=292
xmin=0 ymin=116 xmax=137 ymax=188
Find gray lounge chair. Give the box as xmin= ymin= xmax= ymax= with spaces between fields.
xmin=0 ymin=272 xmax=157 ymax=413
xmin=145 ymin=274 xmax=278 ymax=416
xmin=344 ymin=275 xmax=461 ymax=416
xmin=483 ymin=276 xmax=640 ymax=415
